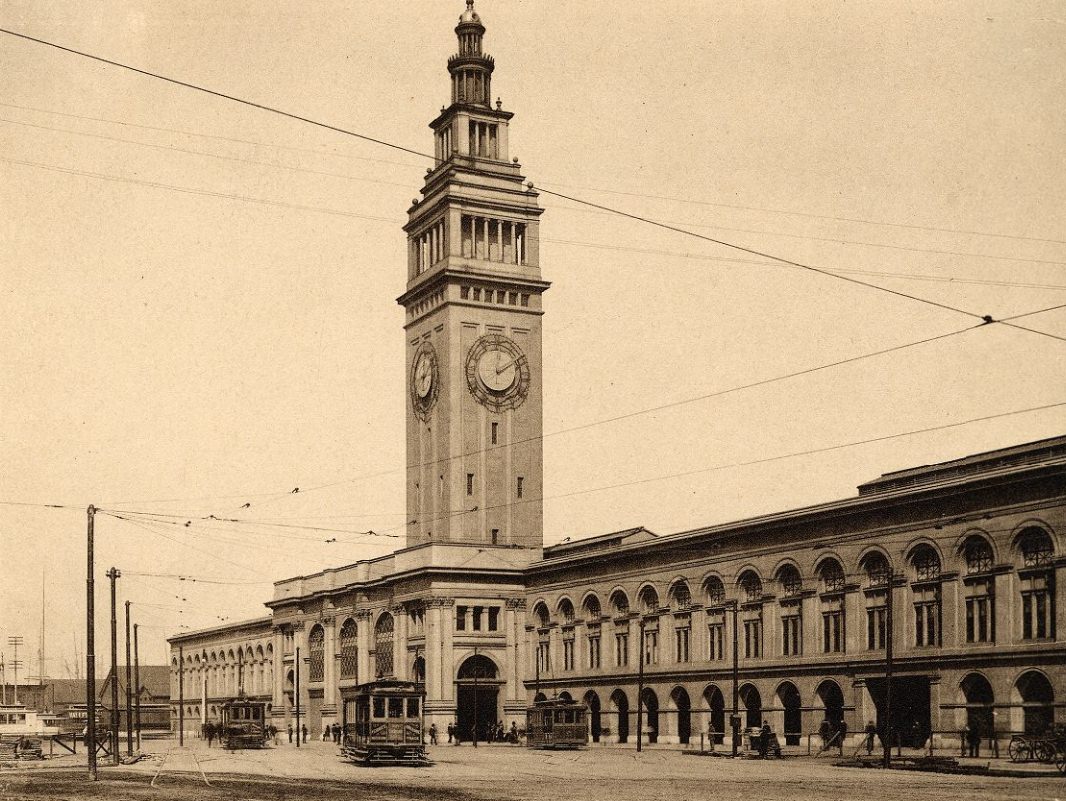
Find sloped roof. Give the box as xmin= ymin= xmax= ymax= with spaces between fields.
xmin=98 ymin=665 xmax=170 ymax=703
xmin=47 ymin=679 xmax=86 ymax=704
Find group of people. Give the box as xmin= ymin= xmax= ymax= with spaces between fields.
xmin=818 ymin=718 xmax=849 ymax=756
xmin=320 ymin=723 xmax=344 ymax=744
xmin=285 ymin=723 xmax=309 ymax=744
xmin=440 ymin=720 xmax=520 ymax=745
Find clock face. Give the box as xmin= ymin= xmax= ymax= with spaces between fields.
xmin=465 ymin=333 xmax=530 ymax=411
xmin=410 ymin=341 xmax=439 ymax=420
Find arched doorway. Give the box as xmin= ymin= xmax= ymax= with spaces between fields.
xmin=703 ymin=685 xmax=725 ymax=744
xmin=739 ymin=683 xmax=762 ymax=729
xmin=671 ymin=687 xmax=691 ymax=745
xmin=1015 ymin=671 xmax=1054 ymax=735
xmin=641 ymin=688 xmax=660 ymax=744
xmin=610 ymin=689 xmax=629 ymax=744
xmin=817 ymin=680 xmax=844 ymax=729
xmin=960 ymin=673 xmax=994 ymax=739
xmin=456 ymin=654 xmax=499 ymax=743
xmin=584 ymin=691 xmax=602 ymax=743
xmin=777 ymin=682 xmax=802 ymax=745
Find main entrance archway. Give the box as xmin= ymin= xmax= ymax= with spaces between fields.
xmin=456 ymin=654 xmax=499 ymax=742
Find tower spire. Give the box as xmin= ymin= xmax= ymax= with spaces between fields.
xmin=449 ymin=0 xmax=494 ymax=107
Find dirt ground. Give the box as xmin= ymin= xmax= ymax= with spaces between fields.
xmin=2 ymin=738 xmax=1061 ymax=801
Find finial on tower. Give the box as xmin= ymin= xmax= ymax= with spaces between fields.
xmin=449 ymin=0 xmax=494 ymax=107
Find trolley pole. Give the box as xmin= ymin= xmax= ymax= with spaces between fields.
xmin=883 ymin=571 xmax=895 ymax=769
xmin=178 ymin=646 xmax=184 ymax=746
xmin=731 ymin=601 xmax=740 ymax=758
xmin=86 ymin=505 xmax=97 ymax=781
xmin=472 ymin=646 xmax=478 ymax=748
xmin=133 ymin=623 xmax=141 ymax=751
xmin=636 ymin=617 xmax=644 ymax=753
xmin=124 ymin=600 xmax=133 ymax=756
xmin=295 ymin=646 xmax=301 ymax=748
xmin=106 ymin=567 xmax=120 ymax=766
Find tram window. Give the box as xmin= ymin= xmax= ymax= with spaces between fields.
xmin=373 ymin=697 xmax=386 ymax=718
xmin=407 ymin=698 xmax=420 ymax=717
xmin=388 ymin=697 xmax=404 ymax=718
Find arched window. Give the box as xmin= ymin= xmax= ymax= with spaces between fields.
xmin=912 ymin=545 xmax=941 ymax=582
xmin=962 ymin=537 xmax=996 ymax=643
xmin=963 ymin=535 xmax=994 ymax=574
xmin=558 ymin=598 xmax=576 ymax=625
xmin=637 ymin=585 xmax=660 ymax=615
xmin=737 ymin=571 xmax=763 ymax=659
xmin=818 ymin=559 xmax=846 ymax=654
xmin=609 ymin=590 xmax=629 ymax=616
xmin=738 ymin=571 xmax=762 ymax=603
xmin=339 ymin=619 xmax=358 ymax=679
xmin=307 ymin=626 xmax=325 ymax=682
xmin=532 ymin=602 xmax=550 ymax=628
xmin=703 ymin=576 xmax=725 ymax=606
xmin=582 ymin=594 xmax=601 ymax=621
xmin=1016 ymin=528 xmax=1055 ymax=640
xmin=776 ymin=565 xmax=803 ymax=657
xmin=862 ymin=552 xmax=891 ymax=587
xmin=910 ymin=546 xmax=942 ymax=647
xmin=669 ymin=580 xmax=692 ymax=609
xmin=374 ymin=613 xmax=394 ymax=678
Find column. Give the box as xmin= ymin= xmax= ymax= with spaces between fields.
xmin=426 ymin=602 xmax=444 ymax=701
xmin=322 ymin=616 xmax=337 ymax=723
xmin=940 ymin=575 xmax=960 ymax=648
xmin=994 ymin=571 xmax=1013 ymax=646
xmin=392 ymin=605 xmax=408 ymax=680
xmin=441 ymin=601 xmax=456 ymax=703
xmin=504 ymin=599 xmax=526 ymax=717
xmin=356 ymin=610 xmax=372 ymax=686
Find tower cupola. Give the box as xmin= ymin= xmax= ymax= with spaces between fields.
xmin=449 ymin=1 xmax=494 ymax=107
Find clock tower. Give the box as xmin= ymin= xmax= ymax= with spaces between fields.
xmin=399 ymin=1 xmax=548 ymax=552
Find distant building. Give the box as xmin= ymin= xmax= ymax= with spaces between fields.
xmin=98 ymin=665 xmax=170 ymax=734
xmin=169 ymin=3 xmax=1064 ymax=749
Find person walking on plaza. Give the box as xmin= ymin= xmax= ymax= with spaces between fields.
xmin=206 ymin=722 xmax=215 ymax=748
xmin=301 ymin=724 xmax=308 ymax=744
xmin=287 ymin=723 xmax=293 ymax=744
xmin=818 ymin=719 xmax=831 ymax=752
xmin=863 ymin=720 xmax=877 ymax=755
xmin=966 ymin=723 xmax=981 ymax=758
xmin=837 ymin=720 xmax=848 ymax=756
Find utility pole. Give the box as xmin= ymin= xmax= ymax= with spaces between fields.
xmin=238 ymin=649 xmax=244 ymax=697
xmin=133 ymin=623 xmax=141 ymax=752
xmin=731 ymin=600 xmax=740 ymax=758
xmin=39 ymin=573 xmax=46 ymax=688
xmin=124 ymin=600 xmax=132 ymax=756
xmin=472 ymin=646 xmax=479 ymax=748
xmin=883 ymin=571 xmax=895 ymax=769
xmin=7 ymin=637 xmax=23 ymax=705
xmin=1 ymin=653 xmax=6 ymax=705
xmin=106 ymin=567 xmax=120 ymax=766
xmin=178 ymin=646 xmax=184 ymax=746
xmin=86 ymin=505 xmax=97 ymax=781
xmin=636 ymin=617 xmax=645 ymax=753
xmin=294 ymin=647 xmax=301 ymax=748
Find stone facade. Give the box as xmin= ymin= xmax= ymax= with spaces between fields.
xmin=168 ymin=3 xmax=1065 ymax=749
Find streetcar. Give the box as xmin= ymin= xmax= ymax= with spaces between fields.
xmin=525 ymin=698 xmax=589 ymax=749
xmin=341 ymin=680 xmax=430 ymax=766
xmin=219 ymin=698 xmax=270 ymax=750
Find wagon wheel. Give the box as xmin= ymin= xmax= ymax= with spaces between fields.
xmin=1007 ymin=736 xmax=1029 ymax=762
xmin=1033 ymin=740 xmax=1055 ymax=764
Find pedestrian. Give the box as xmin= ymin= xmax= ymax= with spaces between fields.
xmin=429 ymin=723 xmax=438 ymax=745
xmin=757 ymin=721 xmax=771 ymax=758
xmin=510 ymin=720 xmax=519 ymax=744
xmin=837 ymin=719 xmax=848 ymax=756
xmin=863 ymin=720 xmax=877 ymax=755
xmin=966 ymin=723 xmax=981 ymax=758
xmin=287 ymin=723 xmax=293 ymax=743
xmin=332 ymin=723 xmax=340 ymax=743
xmin=301 ymin=724 xmax=308 ymax=744
xmin=818 ymin=719 xmax=831 ymax=752
xmin=206 ymin=722 xmax=215 ymax=748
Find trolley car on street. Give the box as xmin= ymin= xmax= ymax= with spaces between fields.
xmin=341 ymin=680 xmax=430 ymax=766
xmin=219 ymin=698 xmax=270 ymax=750
xmin=525 ymin=698 xmax=589 ymax=749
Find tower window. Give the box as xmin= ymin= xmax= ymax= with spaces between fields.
xmin=491 ymin=422 xmax=498 ymax=444
xmin=491 ymin=528 xmax=499 ymax=545
xmin=516 ymin=477 xmax=524 ymax=499
xmin=461 ymin=286 xmax=470 ymax=299
xmin=467 ymin=473 xmax=474 ymax=496
xmin=473 ymin=287 xmax=481 ymax=301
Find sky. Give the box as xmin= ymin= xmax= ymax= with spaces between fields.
xmin=1 ymin=1 xmax=1064 ymax=675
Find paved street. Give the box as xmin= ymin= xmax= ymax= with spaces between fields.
xmin=2 ymin=738 xmax=1061 ymax=801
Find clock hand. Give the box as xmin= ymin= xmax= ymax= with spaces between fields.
xmin=495 ymin=355 xmax=525 ymax=375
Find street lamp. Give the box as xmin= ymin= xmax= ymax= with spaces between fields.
xmin=730 ymin=600 xmax=740 ymax=758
